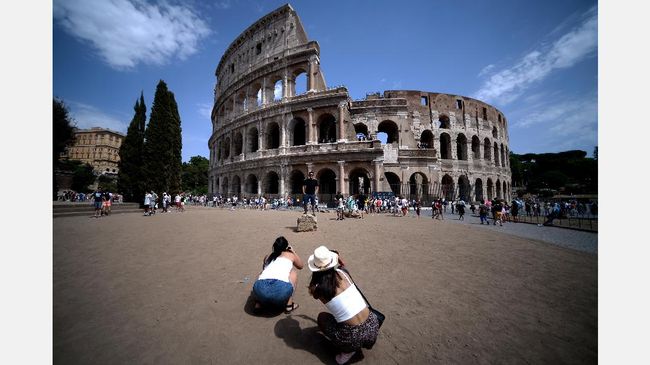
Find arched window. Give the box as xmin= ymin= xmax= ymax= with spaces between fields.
xmin=484 ymin=138 xmax=491 ymax=160
xmin=354 ymin=123 xmax=369 ymax=141
xmin=472 ymin=136 xmax=480 ymax=159
xmin=492 ymin=126 xmax=498 ymax=139
xmin=317 ymin=114 xmax=337 ymax=143
xmin=456 ymin=133 xmax=468 ymax=160
xmin=233 ymin=132 xmax=243 ymax=155
xmin=247 ymin=127 xmax=259 ymax=152
xmin=440 ymin=133 xmax=451 ymax=159
xmin=437 ymin=115 xmax=450 ymax=129
xmin=267 ymin=122 xmax=280 ymax=149
xmin=290 ymin=118 xmax=306 ymax=146
xmin=493 ymin=142 xmax=499 ymax=166
xmin=377 ymin=120 xmax=399 ymax=144
xmin=420 ymin=130 xmax=434 ymax=149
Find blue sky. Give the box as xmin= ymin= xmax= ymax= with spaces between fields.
xmin=53 ymin=0 xmax=598 ymax=161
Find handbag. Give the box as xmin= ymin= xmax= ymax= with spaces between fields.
xmin=339 ymin=267 xmax=385 ymax=328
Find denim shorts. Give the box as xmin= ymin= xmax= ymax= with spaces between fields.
xmin=253 ymin=279 xmax=293 ymax=307
xmin=303 ymin=194 xmax=316 ymax=205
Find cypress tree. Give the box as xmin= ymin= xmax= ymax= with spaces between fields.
xmin=117 ymin=92 xmax=147 ymax=202
xmin=143 ymin=80 xmax=183 ymax=194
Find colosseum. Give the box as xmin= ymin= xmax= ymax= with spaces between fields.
xmin=208 ymin=4 xmax=512 ymax=206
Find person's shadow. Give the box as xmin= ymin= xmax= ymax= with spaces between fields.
xmin=274 ymin=314 xmax=365 ymax=364
xmin=243 ymin=292 xmax=285 ymax=318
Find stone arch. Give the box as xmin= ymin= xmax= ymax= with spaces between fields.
xmin=420 ymin=130 xmax=434 ymax=149
xmin=317 ymin=113 xmax=337 ymax=143
xmin=273 ymin=79 xmax=283 ymax=101
xmin=496 ymin=179 xmax=502 ymax=199
xmin=224 ymin=137 xmax=231 ymax=158
xmin=349 ymin=167 xmax=371 ymax=196
xmin=503 ymin=180 xmax=507 ymax=199
xmin=233 ymin=131 xmax=243 ymax=155
xmin=484 ymin=138 xmax=492 ymax=161
xmin=216 ymin=140 xmax=222 ymax=161
xmin=289 ymin=170 xmax=305 ymax=194
xmin=247 ymin=127 xmax=259 ymax=152
xmin=222 ymin=176 xmax=229 ymax=195
xmin=378 ymin=120 xmax=399 ymax=144
xmin=437 ymin=114 xmax=451 ymax=129
xmin=354 ymin=123 xmax=369 ymax=140
xmin=231 ymin=175 xmax=242 ymax=196
xmin=263 ymin=171 xmax=280 ymax=195
xmin=245 ymin=174 xmax=259 ymax=195
xmin=288 ymin=117 xmax=306 ymax=146
xmin=267 ymin=122 xmax=280 ymax=149
xmin=291 ymin=67 xmax=308 ymax=96
xmin=251 ymin=81 xmax=263 ymax=107
xmin=487 ymin=178 xmax=494 ymax=200
xmin=500 ymin=144 xmax=505 ymax=167
xmin=440 ymin=133 xmax=452 ymax=159
xmin=317 ymin=168 xmax=337 ymax=204
xmin=384 ymin=171 xmax=401 ymax=195
xmin=458 ymin=175 xmax=470 ymax=202
xmin=471 ymin=135 xmax=481 ymax=159
xmin=456 ymin=133 xmax=468 ymax=160
xmin=441 ymin=174 xmax=455 ymax=201
xmin=475 ymin=178 xmax=484 ymax=202
xmin=409 ymin=172 xmax=429 ymax=200
xmin=493 ymin=142 xmax=500 ymax=166
xmin=492 ymin=126 xmax=498 ymax=139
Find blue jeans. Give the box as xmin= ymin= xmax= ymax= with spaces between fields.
xmin=253 ymin=279 xmax=293 ymax=307
xmin=480 ymin=214 xmax=489 ymax=224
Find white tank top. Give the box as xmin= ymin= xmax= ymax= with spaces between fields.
xmin=325 ymin=269 xmax=367 ymax=322
xmin=258 ymin=256 xmax=292 ymax=283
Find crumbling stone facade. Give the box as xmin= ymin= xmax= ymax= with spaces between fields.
xmin=208 ymin=4 xmax=511 ymax=204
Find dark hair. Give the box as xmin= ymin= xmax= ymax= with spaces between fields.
xmin=265 ymin=236 xmax=289 ymax=266
xmin=309 ymin=269 xmax=339 ymax=302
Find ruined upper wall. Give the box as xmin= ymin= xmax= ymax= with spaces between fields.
xmin=215 ymin=4 xmax=309 ymax=92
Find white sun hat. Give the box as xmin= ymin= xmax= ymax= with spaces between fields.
xmin=308 ymin=246 xmax=339 ymax=272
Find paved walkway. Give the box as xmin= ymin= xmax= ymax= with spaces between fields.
xmin=421 ymin=208 xmax=598 ymax=254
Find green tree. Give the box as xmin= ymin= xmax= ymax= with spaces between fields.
xmin=71 ymin=162 xmax=96 ymax=193
xmin=117 ymin=92 xmax=147 ymax=202
xmin=143 ymin=80 xmax=183 ymax=195
xmin=181 ymin=155 xmax=209 ymax=194
xmin=53 ymin=98 xmax=76 ymax=199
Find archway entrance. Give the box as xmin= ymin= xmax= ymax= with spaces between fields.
xmin=245 ymin=174 xmax=258 ymax=195
xmin=409 ymin=172 xmax=429 ymax=202
xmin=264 ymin=171 xmax=279 ymax=196
xmin=289 ymin=170 xmax=305 ymax=195
xmin=349 ymin=168 xmax=371 ymax=196
xmin=441 ymin=174 xmax=454 ymax=201
xmin=457 ymin=175 xmax=470 ymax=202
xmin=384 ymin=172 xmax=401 ymax=195
xmin=317 ymin=168 xmax=337 ymax=206
xmin=475 ymin=178 xmax=484 ymax=203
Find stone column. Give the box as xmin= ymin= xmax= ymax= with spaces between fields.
xmin=283 ymin=71 xmax=289 ymax=100
xmin=280 ymin=116 xmax=287 ymax=147
xmin=337 ymin=102 xmax=346 ymax=142
xmin=241 ymin=129 xmax=246 ymax=159
xmin=338 ymin=161 xmax=346 ymax=195
xmin=258 ymin=121 xmax=264 ymax=150
xmin=307 ymin=108 xmax=315 ymax=144
xmin=280 ymin=165 xmax=286 ymax=197
xmin=261 ymin=78 xmax=267 ymax=105
xmin=257 ymin=180 xmax=262 ymax=196
xmin=308 ymin=58 xmax=315 ymax=92
xmin=373 ymin=159 xmax=382 ymax=193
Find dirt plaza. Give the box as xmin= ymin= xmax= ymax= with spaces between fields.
xmin=53 ymin=207 xmax=596 ymax=364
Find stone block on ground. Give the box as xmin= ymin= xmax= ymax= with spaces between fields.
xmin=297 ymin=214 xmax=318 ymax=232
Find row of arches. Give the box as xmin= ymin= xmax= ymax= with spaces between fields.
xmin=216 ymin=68 xmax=309 ymax=123
xmin=437 ymin=133 xmax=509 ymax=167
xmin=213 ymin=113 xmax=338 ymax=161
xmin=212 ymin=167 xmax=511 ymax=203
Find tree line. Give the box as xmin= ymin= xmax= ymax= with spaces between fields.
xmin=53 ymin=80 xmax=209 ymax=201
xmin=509 ymin=149 xmax=597 ymax=196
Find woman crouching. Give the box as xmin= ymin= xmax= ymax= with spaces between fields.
xmin=308 ymin=246 xmax=380 ymax=364
xmin=252 ymin=236 xmax=303 ymax=313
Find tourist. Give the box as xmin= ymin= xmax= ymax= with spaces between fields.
xmin=335 ymin=192 xmax=345 ymax=220
xmin=302 ymin=171 xmax=319 ymax=215
xmin=457 ymin=200 xmax=465 ymax=220
xmin=307 ymin=246 xmax=380 ymax=364
xmin=144 ymin=191 xmax=152 ymax=216
xmin=510 ymin=199 xmax=519 ymax=222
xmin=252 ymin=236 xmax=303 ymax=313
xmin=479 ymin=202 xmax=489 ymax=224
xmin=415 ymin=199 xmax=421 ymax=218
xmin=92 ymin=189 xmax=104 ymax=218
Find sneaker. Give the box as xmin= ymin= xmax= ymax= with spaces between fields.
xmin=335 ymin=351 xmax=356 ymax=364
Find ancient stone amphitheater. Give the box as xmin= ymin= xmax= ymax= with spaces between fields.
xmin=208 ymin=4 xmax=511 ymax=205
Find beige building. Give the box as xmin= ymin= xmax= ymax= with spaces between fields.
xmin=61 ymin=127 xmax=125 ymax=175
xmin=208 ymin=4 xmax=512 ymax=204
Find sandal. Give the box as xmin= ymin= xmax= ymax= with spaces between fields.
xmin=284 ymin=302 xmax=299 ymax=314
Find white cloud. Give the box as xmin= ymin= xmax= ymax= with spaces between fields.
xmin=54 ymin=0 xmax=211 ymax=69
xmin=196 ymin=102 xmax=213 ymax=119
xmin=67 ymin=101 xmax=129 ymax=133
xmin=477 ymin=64 xmax=494 ymax=77
xmin=474 ymin=5 xmax=597 ymax=105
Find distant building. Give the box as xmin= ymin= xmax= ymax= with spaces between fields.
xmin=60 ymin=127 xmax=125 ymax=175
